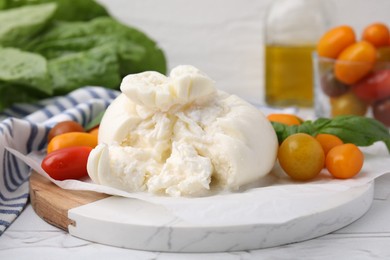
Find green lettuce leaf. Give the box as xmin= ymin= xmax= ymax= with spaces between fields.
xmin=0 ymin=83 xmax=49 ymax=111
xmin=26 ymin=17 xmax=166 ymax=75
xmin=0 ymin=3 xmax=57 ymax=46
xmin=0 ymin=1 xmax=167 ymax=112
xmin=48 ymin=44 xmax=121 ymax=94
xmin=0 ymin=47 xmax=51 ymax=94
xmin=0 ymin=0 xmax=108 ymax=21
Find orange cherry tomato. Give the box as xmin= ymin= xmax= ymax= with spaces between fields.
xmin=334 ymin=41 xmax=377 ymax=84
xmin=47 ymin=132 xmax=98 ymax=153
xmin=325 ymin=143 xmax=364 ymax=179
xmin=267 ymin=113 xmax=302 ymax=126
xmin=315 ymin=133 xmax=344 ymax=156
xmin=317 ymin=25 xmax=356 ymax=59
xmin=362 ymin=23 xmax=390 ymax=48
xmin=47 ymin=121 xmax=85 ymax=142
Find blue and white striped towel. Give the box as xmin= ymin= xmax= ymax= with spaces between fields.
xmin=0 ymin=86 xmax=119 ymax=235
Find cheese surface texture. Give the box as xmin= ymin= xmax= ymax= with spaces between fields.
xmin=87 ymin=65 xmax=278 ymax=196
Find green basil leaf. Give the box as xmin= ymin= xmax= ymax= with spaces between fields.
xmin=85 ymin=110 xmax=105 ymax=131
xmin=270 ymin=122 xmax=288 ymax=144
xmin=317 ymin=115 xmax=390 ymax=151
xmin=271 ymin=121 xmax=317 ymax=144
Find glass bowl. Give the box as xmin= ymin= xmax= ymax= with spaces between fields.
xmin=313 ymin=52 xmax=390 ymax=127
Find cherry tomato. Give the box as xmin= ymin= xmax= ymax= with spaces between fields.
xmin=278 ymin=133 xmax=325 ymax=181
xmin=330 ymin=91 xmax=368 ymax=116
xmin=353 ymin=69 xmax=390 ymax=102
xmin=377 ymin=46 xmax=390 ymax=62
xmin=317 ymin=25 xmax=356 ymax=59
xmin=335 ymin=41 xmax=377 ymax=84
xmin=315 ymin=133 xmax=343 ymax=156
xmin=362 ymin=23 xmax=390 ymax=48
xmin=267 ymin=113 xmax=302 ymax=126
xmin=325 ymin=143 xmax=364 ymax=179
xmin=373 ymin=98 xmax=390 ymax=126
xmin=47 ymin=132 xmax=98 ymax=153
xmin=48 ymin=121 xmax=85 ymax=142
xmin=88 ymin=127 xmax=99 ymax=137
xmin=320 ymin=69 xmax=350 ymax=97
xmin=41 ymin=146 xmax=93 ymax=180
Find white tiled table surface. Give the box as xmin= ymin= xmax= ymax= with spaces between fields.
xmin=1 ymin=173 xmax=390 ymax=260
xmin=3 ymin=1 xmax=390 ymax=258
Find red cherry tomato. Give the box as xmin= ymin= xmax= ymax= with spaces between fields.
xmin=353 ymin=69 xmax=390 ymax=102
xmin=41 ymin=146 xmax=93 ymax=180
xmin=320 ymin=69 xmax=350 ymax=97
xmin=373 ymin=98 xmax=390 ymax=126
xmin=47 ymin=121 xmax=85 ymax=142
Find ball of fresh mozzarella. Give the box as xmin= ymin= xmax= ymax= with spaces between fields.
xmin=87 ymin=65 xmax=278 ymax=196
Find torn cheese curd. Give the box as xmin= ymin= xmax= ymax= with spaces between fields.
xmin=87 ymin=65 xmax=278 ymax=197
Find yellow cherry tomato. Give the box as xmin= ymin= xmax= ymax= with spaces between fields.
xmin=330 ymin=91 xmax=368 ymax=117
xmin=278 ymin=133 xmax=325 ymax=181
xmin=377 ymin=46 xmax=390 ymax=62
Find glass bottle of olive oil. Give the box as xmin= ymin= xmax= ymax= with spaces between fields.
xmin=265 ymin=45 xmax=316 ymax=107
xmin=264 ymin=0 xmax=332 ymax=107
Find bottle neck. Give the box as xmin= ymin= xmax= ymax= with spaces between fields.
xmin=264 ymin=0 xmax=333 ymax=46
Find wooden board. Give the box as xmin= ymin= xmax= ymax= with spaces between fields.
xmin=29 ymin=172 xmax=109 ymax=231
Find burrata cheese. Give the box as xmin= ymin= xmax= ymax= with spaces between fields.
xmin=87 ymin=65 xmax=278 ymax=196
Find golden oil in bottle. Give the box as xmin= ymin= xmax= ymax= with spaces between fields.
xmin=265 ymin=45 xmax=316 ymax=107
